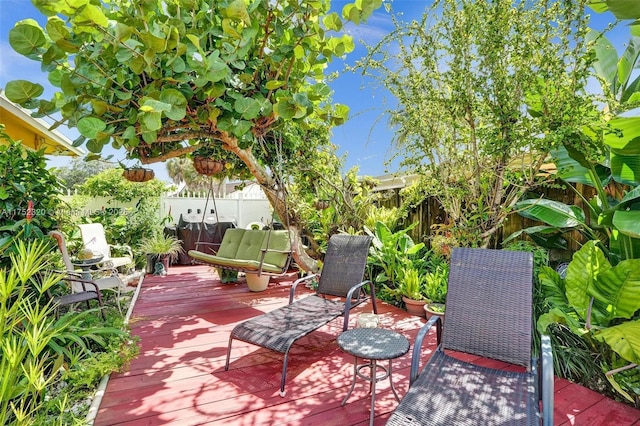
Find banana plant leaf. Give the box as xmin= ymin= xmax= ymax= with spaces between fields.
xmin=551 ymin=145 xmax=611 ymax=187
xmin=589 ymin=258 xmax=640 ymax=320
xmin=565 ymin=241 xmax=612 ymax=324
xmin=594 ymin=320 xmax=640 ymax=364
xmin=612 ymin=210 xmax=640 ymax=238
xmin=515 ymin=198 xmax=587 ymax=228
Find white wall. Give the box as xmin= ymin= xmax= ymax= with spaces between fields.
xmin=61 ymin=191 xmax=272 ymax=229
xmin=160 ymin=196 xmax=271 ymax=228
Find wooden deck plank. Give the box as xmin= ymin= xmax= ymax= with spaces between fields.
xmin=95 ymin=265 xmax=640 ymax=425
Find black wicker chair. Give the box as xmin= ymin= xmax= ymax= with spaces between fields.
xmin=225 ymin=234 xmax=377 ymax=396
xmin=387 ymin=248 xmax=554 ymax=426
xmin=53 ymin=275 xmax=106 ymax=320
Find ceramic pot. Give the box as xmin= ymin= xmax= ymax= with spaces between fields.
xmin=246 ymin=273 xmax=269 ymax=292
xmin=424 ymin=303 xmax=445 ymax=324
xmin=402 ymin=296 xmax=427 ymax=318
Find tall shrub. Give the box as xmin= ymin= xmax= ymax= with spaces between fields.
xmin=0 ymin=130 xmax=65 ymax=265
xmin=358 ymin=0 xmax=599 ymax=247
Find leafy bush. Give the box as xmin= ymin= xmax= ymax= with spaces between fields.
xmin=0 ymin=134 xmax=65 ymax=266
xmin=537 ymin=241 xmax=640 ymax=404
xmin=0 ymin=239 xmax=137 ymax=424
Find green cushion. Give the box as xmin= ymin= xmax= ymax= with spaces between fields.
xmin=188 ymin=229 xmax=292 ymax=274
xmin=260 ymin=230 xmax=291 ymax=269
xmin=187 ymin=250 xmax=283 ymax=273
xmin=216 ymin=229 xmax=246 ymax=258
xmin=236 ymin=230 xmax=267 ymax=261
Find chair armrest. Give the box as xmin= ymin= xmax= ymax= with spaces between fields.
xmin=409 ymin=315 xmax=443 ymax=385
xmin=194 ymin=241 xmax=219 ymax=254
xmin=540 ymin=334 xmax=554 ymax=426
xmin=260 ymin=248 xmax=292 ymax=254
xmin=342 ymin=280 xmax=378 ymax=331
xmin=289 ymin=274 xmax=318 ymax=303
xmin=63 ymin=275 xmax=101 ymax=293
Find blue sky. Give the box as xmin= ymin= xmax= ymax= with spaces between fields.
xmin=0 ymin=1 xmax=625 ymax=182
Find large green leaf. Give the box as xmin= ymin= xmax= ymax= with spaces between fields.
xmin=594 ymin=0 xmax=640 ymax=20
xmin=159 ymin=89 xmax=187 ymax=121
xmin=594 ymin=320 xmax=640 ymax=364
xmin=618 ymin=37 xmax=640 ymax=92
xmin=515 ymin=198 xmax=587 ymax=228
xmin=537 ymin=308 xmax=586 ymax=336
xmin=610 ymin=153 xmax=640 ymax=186
xmin=565 ymin=241 xmax=611 ymax=321
xmin=603 ymin=117 xmax=640 ymax=153
xmin=587 ymin=30 xmax=618 ymax=94
xmin=9 ymin=21 xmax=46 ymax=55
xmin=4 ymin=80 xmax=44 ymax=104
xmin=77 ymin=117 xmax=106 ymax=138
xmin=590 ymin=258 xmax=640 ymax=319
xmin=613 ymin=210 xmax=640 ymax=238
xmin=551 ymin=146 xmax=611 ymax=186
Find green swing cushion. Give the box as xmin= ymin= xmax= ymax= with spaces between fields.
xmin=188 ymin=228 xmax=292 ymax=274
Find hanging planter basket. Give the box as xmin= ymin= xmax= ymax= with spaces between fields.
xmin=122 ymin=167 xmax=155 ymax=182
xmin=193 ymin=156 xmax=225 ymax=176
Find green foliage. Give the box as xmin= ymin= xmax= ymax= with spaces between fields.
xmin=396 ymin=265 xmax=424 ymax=301
xmin=282 ymin=124 xmax=382 ymax=249
xmin=138 ymin=232 xmax=183 ymax=261
xmin=422 ymin=255 xmax=449 ymax=304
xmin=537 ymin=241 xmax=640 ymax=403
xmin=4 ymin=0 xmax=379 ymax=174
xmin=358 ymin=0 xmax=599 ymax=247
xmin=53 ymin=158 xmax=116 ymax=191
xmin=510 ymin=31 xmax=640 ymax=263
xmin=4 ymin=1 xmax=384 ymax=272
xmin=366 ymin=221 xmax=426 ymax=303
xmin=79 ymin=168 xmax=166 ymax=202
xmin=0 ymin=133 xmax=65 ymax=265
xmin=0 ymin=239 xmax=133 ymax=424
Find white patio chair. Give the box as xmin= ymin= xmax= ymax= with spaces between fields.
xmin=49 ymin=230 xmax=127 ymax=312
xmin=78 ymin=223 xmax=133 ymax=271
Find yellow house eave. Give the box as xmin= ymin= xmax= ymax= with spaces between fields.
xmin=0 ymin=93 xmax=84 ymax=157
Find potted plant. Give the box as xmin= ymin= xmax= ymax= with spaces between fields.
xmin=190 ymin=142 xmax=253 ymax=179
xmin=139 ymin=232 xmax=183 ymax=275
xmin=423 ymin=258 xmax=449 ymax=321
xmin=398 ymin=265 xmax=428 ymax=317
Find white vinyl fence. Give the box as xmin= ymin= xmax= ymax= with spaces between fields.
xmin=61 ymin=186 xmax=272 ymax=228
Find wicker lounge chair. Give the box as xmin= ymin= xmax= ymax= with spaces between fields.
xmin=387 ymin=248 xmax=554 ymax=426
xmin=225 ymin=234 xmax=377 ymax=396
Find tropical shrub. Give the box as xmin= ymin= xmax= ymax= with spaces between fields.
xmin=0 ymin=135 xmax=65 ymax=266
xmin=537 ymin=241 xmax=640 ymax=404
xmin=0 ymin=239 xmax=138 ymax=424
xmin=366 ymin=221 xmax=429 ymax=304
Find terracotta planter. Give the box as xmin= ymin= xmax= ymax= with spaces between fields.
xmin=402 ymin=296 xmax=427 ymax=318
xmin=246 ymin=273 xmax=269 ymax=292
xmin=123 ymin=167 xmax=155 ymax=182
xmin=193 ymin=156 xmax=225 ymax=176
xmin=424 ymin=303 xmax=445 ymax=324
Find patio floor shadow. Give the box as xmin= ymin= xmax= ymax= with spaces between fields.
xmin=94 ymin=265 xmax=640 ymax=425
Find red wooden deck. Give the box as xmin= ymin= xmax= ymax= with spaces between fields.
xmin=95 ymin=265 xmax=640 ymax=425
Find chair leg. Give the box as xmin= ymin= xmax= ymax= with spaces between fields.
xmin=224 ymin=336 xmax=234 ymax=371
xmin=280 ymin=349 xmax=292 ymax=397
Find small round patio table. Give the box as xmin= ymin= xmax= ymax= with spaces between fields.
xmin=337 ymin=327 xmax=410 ymax=426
